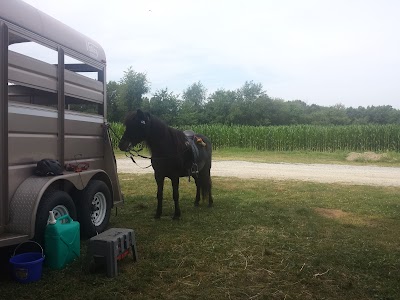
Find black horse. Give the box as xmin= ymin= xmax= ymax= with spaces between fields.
xmin=118 ymin=109 xmax=213 ymax=219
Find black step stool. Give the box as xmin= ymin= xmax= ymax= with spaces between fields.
xmin=88 ymin=228 xmax=138 ymax=277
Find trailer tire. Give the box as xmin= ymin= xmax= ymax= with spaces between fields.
xmin=77 ymin=180 xmax=111 ymax=238
xmin=34 ymin=190 xmax=77 ymax=245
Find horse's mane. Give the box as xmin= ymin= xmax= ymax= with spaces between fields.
xmin=123 ymin=111 xmax=136 ymax=126
xmin=125 ymin=111 xmax=187 ymax=153
xmin=149 ymin=114 xmax=187 ymax=152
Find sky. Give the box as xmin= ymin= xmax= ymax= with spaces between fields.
xmin=22 ymin=0 xmax=400 ymax=109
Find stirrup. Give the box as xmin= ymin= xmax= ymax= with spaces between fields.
xmin=191 ymin=163 xmax=199 ymax=174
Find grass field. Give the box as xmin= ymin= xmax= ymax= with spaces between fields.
xmin=1 ymin=170 xmax=400 ymax=299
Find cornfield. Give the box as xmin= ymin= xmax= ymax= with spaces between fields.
xmin=108 ymin=122 xmax=125 ymax=149
xmin=109 ymin=123 xmax=400 ymax=152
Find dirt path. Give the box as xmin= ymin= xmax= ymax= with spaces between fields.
xmin=117 ymin=158 xmax=400 ymax=187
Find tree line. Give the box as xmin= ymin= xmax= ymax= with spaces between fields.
xmin=107 ymin=67 xmax=400 ymax=126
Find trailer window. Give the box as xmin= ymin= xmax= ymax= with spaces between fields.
xmin=64 ymin=54 xmax=104 ymax=115
xmin=8 ymin=33 xmax=58 ymax=108
xmin=8 ymin=82 xmax=57 ymax=108
xmin=8 ymin=33 xmax=105 ymax=116
xmin=9 ymin=39 xmax=57 ymax=64
xmin=65 ymin=54 xmax=100 ymax=81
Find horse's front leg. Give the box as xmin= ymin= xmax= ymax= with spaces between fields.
xmin=155 ymin=174 xmax=164 ymax=219
xmin=171 ymin=177 xmax=181 ymax=220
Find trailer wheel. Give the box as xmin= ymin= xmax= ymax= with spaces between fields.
xmin=34 ymin=190 xmax=77 ymax=245
xmin=78 ymin=180 xmax=111 ymax=238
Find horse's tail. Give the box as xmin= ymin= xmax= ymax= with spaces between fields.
xmin=199 ymin=168 xmax=213 ymax=206
xmin=197 ymin=135 xmax=213 ymax=205
xmin=200 ymin=172 xmax=211 ymax=198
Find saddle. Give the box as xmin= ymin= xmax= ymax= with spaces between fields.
xmin=183 ymin=130 xmax=206 ymax=176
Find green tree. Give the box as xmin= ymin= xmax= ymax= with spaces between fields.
xmin=149 ymin=88 xmax=180 ymax=125
xmin=346 ymin=106 xmax=369 ymax=124
xmin=106 ymin=80 xmax=122 ymax=122
xmin=119 ymin=67 xmax=150 ymax=112
xmin=309 ymin=104 xmax=351 ymax=125
xmin=237 ymin=81 xmax=266 ymax=103
xmin=179 ymin=81 xmax=207 ymax=125
xmin=182 ymin=81 xmax=207 ymax=107
xmin=205 ymin=89 xmax=237 ymax=124
xmin=284 ymin=100 xmax=310 ymax=125
xmin=364 ymin=105 xmax=400 ymax=124
xmin=232 ymin=81 xmax=271 ymax=125
xmin=107 ymin=71 xmax=400 ymax=126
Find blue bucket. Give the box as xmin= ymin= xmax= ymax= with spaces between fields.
xmin=9 ymin=241 xmax=45 ymax=283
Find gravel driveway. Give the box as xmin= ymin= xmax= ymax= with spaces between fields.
xmin=117 ymin=158 xmax=400 ymax=187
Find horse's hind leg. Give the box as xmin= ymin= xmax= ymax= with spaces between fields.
xmin=171 ymin=177 xmax=181 ymax=220
xmin=194 ymin=177 xmax=201 ymax=207
xmin=207 ymin=173 xmax=213 ymax=207
xmin=155 ymin=174 xmax=164 ymax=219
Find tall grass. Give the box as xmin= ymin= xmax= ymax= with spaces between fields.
xmin=110 ymin=123 xmax=400 ymax=152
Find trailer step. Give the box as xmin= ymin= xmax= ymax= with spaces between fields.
xmin=0 ymin=233 xmax=29 ymax=247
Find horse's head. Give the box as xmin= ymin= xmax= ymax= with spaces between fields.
xmin=119 ymin=109 xmax=150 ymax=151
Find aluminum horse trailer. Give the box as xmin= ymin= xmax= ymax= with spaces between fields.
xmin=0 ymin=0 xmax=123 ymax=247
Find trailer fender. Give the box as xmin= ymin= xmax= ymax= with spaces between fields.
xmin=7 ymin=169 xmax=112 ymax=238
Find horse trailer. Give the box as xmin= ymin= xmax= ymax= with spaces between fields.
xmin=0 ymin=0 xmax=123 ymax=247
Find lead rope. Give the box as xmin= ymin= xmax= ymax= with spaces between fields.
xmin=126 ymin=148 xmax=153 ymax=169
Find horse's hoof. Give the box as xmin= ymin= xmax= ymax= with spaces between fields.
xmin=194 ymin=202 xmax=199 ymax=207
xmin=172 ymin=215 xmax=180 ymax=220
xmin=154 ymin=214 xmax=161 ymax=219
xmin=208 ymin=203 xmax=213 ymax=208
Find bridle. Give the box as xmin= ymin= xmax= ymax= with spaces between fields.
xmin=104 ymin=121 xmax=152 ymax=169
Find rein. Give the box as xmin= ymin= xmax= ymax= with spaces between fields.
xmin=104 ymin=122 xmax=153 ymax=169
xmin=125 ymin=147 xmax=153 ymax=169
xmin=104 ymin=122 xmax=121 ymax=142
xmin=124 ymin=139 xmax=193 ymax=170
